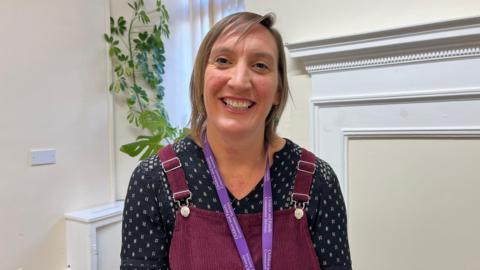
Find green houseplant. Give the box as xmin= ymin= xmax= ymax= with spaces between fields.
xmin=104 ymin=0 xmax=188 ymax=160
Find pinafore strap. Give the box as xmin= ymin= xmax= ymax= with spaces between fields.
xmin=158 ymin=144 xmax=317 ymax=206
xmin=292 ymin=148 xmax=317 ymax=204
xmin=158 ymin=144 xmax=191 ymax=202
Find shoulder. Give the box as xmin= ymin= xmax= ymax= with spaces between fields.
xmin=171 ymin=135 xmax=203 ymax=158
xmin=283 ymin=138 xmax=339 ymax=186
xmin=133 ymin=136 xmax=201 ymax=177
xmin=127 ymin=154 xmax=164 ymax=196
xmin=130 ymin=135 xmax=204 ymax=189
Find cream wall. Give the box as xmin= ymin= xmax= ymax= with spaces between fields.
xmin=245 ymin=0 xmax=480 ymax=148
xmin=247 ymin=0 xmax=480 ymax=44
xmin=0 ymin=0 xmax=112 ymax=269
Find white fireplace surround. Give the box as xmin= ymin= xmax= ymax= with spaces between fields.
xmin=285 ymin=16 xmax=480 ymax=205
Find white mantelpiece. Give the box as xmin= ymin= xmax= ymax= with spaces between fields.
xmin=65 ymin=201 xmax=124 ymax=270
xmin=286 ymin=16 xmax=480 ymax=74
xmin=285 ymin=16 xmax=480 ymax=203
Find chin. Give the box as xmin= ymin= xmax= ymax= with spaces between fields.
xmin=219 ymin=126 xmax=252 ymax=137
xmin=213 ymin=122 xmax=261 ymax=138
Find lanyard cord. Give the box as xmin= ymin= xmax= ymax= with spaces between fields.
xmin=202 ymin=134 xmax=273 ymax=270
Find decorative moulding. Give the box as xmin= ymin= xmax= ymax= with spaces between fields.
xmin=340 ymin=127 xmax=480 ymax=205
xmin=342 ymin=127 xmax=480 ymax=138
xmin=285 ymin=16 xmax=480 ymax=73
xmin=311 ymin=86 xmax=480 ymax=106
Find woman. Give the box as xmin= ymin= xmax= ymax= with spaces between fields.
xmin=121 ymin=12 xmax=352 ymax=270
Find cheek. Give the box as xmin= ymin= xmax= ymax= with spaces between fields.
xmin=204 ymin=70 xmax=229 ymax=94
xmin=255 ymin=77 xmax=279 ymax=101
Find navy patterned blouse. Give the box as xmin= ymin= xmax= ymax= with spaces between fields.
xmin=121 ymin=136 xmax=352 ymax=270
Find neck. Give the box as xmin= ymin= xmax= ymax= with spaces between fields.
xmin=205 ymin=127 xmax=266 ymax=168
xmin=201 ymin=128 xmax=286 ymax=198
xmin=202 ymin=127 xmax=274 ymax=199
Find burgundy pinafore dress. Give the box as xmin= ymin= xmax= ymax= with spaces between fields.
xmin=159 ymin=144 xmax=321 ymax=270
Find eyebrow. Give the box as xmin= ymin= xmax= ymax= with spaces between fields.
xmin=210 ymin=46 xmax=276 ymax=63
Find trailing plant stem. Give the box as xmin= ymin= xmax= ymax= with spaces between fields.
xmin=128 ymin=14 xmax=145 ymax=113
xmin=105 ymin=0 xmax=189 ymax=159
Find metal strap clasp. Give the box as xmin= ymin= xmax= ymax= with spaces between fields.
xmin=161 ymin=157 xmax=182 ymax=173
xmin=292 ymin=194 xmax=309 ymax=220
xmin=172 ymin=190 xmax=192 ymax=205
xmin=291 ymin=192 xmax=311 ymax=203
xmin=296 ymin=160 xmax=316 ymax=174
xmin=173 ymin=190 xmax=192 ymax=218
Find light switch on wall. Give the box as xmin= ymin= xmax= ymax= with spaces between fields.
xmin=31 ymin=149 xmax=56 ymax=166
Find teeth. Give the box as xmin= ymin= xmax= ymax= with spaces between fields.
xmin=223 ymin=98 xmax=252 ymax=109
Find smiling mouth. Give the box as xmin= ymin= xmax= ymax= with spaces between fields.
xmin=221 ymin=98 xmax=255 ymax=110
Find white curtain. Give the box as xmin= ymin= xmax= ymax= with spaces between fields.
xmin=162 ymin=0 xmax=245 ymax=128
xmin=189 ymin=0 xmax=246 ymax=57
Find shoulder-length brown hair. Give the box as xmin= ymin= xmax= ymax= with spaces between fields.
xmin=189 ymin=12 xmax=290 ymax=145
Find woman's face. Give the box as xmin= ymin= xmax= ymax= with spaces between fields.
xmin=203 ymin=24 xmax=280 ymax=141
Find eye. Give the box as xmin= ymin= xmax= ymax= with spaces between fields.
xmin=253 ymin=62 xmax=269 ymax=71
xmin=214 ymin=56 xmax=230 ymax=65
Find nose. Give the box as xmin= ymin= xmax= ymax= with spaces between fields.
xmin=227 ymin=61 xmax=252 ymax=91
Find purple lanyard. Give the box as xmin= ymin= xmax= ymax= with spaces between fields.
xmin=202 ymin=134 xmax=273 ymax=270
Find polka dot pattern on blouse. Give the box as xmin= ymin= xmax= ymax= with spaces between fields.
xmin=120 ymin=136 xmax=352 ymax=270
